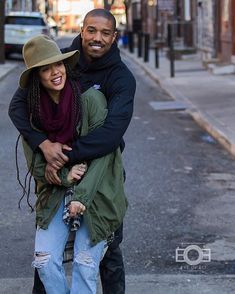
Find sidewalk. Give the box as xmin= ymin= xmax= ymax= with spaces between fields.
xmin=121 ymin=47 xmax=235 ymax=158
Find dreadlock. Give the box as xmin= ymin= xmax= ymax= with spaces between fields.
xmin=27 ymin=69 xmax=43 ymax=131
xmin=16 ymin=61 xmax=82 ymax=210
xmin=16 ymin=134 xmax=35 ymax=212
xmin=64 ymin=62 xmax=83 ymax=138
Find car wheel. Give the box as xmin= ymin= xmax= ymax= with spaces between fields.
xmin=5 ymin=52 xmax=10 ymax=59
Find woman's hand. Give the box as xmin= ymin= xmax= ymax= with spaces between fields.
xmin=45 ymin=163 xmax=61 ymax=185
xmin=69 ymin=201 xmax=86 ymax=217
xmin=67 ymin=163 xmax=87 ymax=183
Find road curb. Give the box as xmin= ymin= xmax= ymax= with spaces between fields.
xmin=190 ymin=110 xmax=235 ymax=157
xmin=121 ymin=49 xmax=235 ymax=158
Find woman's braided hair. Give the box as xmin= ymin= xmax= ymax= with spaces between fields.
xmin=16 ymin=61 xmax=82 ymax=210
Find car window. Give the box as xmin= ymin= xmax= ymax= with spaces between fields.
xmin=5 ymin=16 xmax=46 ymax=26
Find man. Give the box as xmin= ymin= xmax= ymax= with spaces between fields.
xmin=9 ymin=8 xmax=136 ymax=294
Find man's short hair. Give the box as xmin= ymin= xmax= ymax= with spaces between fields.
xmin=83 ymin=9 xmax=116 ymax=31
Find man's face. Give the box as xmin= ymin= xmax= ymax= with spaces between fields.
xmin=81 ymin=15 xmax=117 ymax=62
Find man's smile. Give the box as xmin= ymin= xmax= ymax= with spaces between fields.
xmin=89 ymin=43 xmax=104 ymax=49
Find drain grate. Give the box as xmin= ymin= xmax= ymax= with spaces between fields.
xmin=149 ymin=101 xmax=189 ymax=111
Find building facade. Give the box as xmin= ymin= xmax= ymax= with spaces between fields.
xmin=196 ymin=0 xmax=235 ymax=69
xmin=126 ymin=0 xmax=235 ymax=70
xmin=218 ymin=0 xmax=235 ymax=64
xmin=197 ymin=0 xmax=216 ymax=62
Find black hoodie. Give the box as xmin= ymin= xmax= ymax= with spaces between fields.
xmin=8 ymin=35 xmax=136 ymax=164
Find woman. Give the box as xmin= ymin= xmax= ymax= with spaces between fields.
xmin=18 ymin=35 xmax=127 ymax=294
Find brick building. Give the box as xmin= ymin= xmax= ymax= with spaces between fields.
xmin=126 ymin=0 xmax=235 ymax=71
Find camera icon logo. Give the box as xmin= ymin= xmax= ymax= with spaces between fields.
xmin=175 ymin=244 xmax=211 ymax=266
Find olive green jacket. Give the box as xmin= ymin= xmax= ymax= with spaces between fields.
xmin=22 ymin=87 xmax=128 ymax=245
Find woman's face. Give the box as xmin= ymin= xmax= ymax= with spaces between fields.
xmin=38 ymin=61 xmax=66 ymax=99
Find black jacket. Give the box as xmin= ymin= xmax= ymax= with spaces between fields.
xmin=8 ymin=35 xmax=136 ymax=164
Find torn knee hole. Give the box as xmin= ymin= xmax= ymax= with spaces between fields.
xmin=74 ymin=251 xmax=95 ymax=267
xmin=33 ymin=252 xmax=51 ymax=268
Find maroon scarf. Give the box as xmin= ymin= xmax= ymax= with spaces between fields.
xmin=39 ymin=80 xmax=79 ymax=145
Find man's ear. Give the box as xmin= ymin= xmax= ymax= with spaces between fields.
xmin=80 ymin=27 xmax=84 ymax=38
xmin=112 ymin=31 xmax=118 ymax=43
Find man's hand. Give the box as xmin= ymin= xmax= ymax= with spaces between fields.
xmin=39 ymin=139 xmax=71 ymax=169
xmin=45 ymin=163 xmax=61 ymax=185
xmin=69 ymin=201 xmax=86 ymax=217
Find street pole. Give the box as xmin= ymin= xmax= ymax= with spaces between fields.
xmin=137 ymin=32 xmax=142 ymax=57
xmin=144 ymin=33 xmax=150 ymax=62
xmin=0 ymin=0 xmax=5 ymax=64
xmin=128 ymin=31 xmax=134 ymax=53
xmin=32 ymin=0 xmax=37 ymax=11
xmin=168 ymin=23 xmax=175 ymax=78
xmin=156 ymin=2 xmax=159 ymax=39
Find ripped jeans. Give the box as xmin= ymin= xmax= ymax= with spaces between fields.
xmin=33 ymin=201 xmax=106 ymax=294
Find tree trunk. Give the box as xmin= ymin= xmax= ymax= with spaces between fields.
xmin=32 ymin=0 xmax=38 ymax=11
xmin=103 ymin=0 xmax=115 ymax=11
xmin=123 ymin=3 xmax=128 ymax=29
xmin=124 ymin=0 xmax=131 ymax=29
xmin=0 ymin=0 xmax=5 ymax=64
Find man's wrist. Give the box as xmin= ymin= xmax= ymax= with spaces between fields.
xmin=27 ymin=133 xmax=48 ymax=152
xmin=39 ymin=139 xmax=51 ymax=153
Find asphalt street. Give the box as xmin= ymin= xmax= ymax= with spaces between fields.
xmin=1 ymin=35 xmax=235 ymax=293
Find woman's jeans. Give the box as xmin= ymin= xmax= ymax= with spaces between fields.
xmin=33 ymin=201 xmax=105 ymax=294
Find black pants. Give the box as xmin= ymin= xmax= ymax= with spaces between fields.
xmin=32 ymin=224 xmax=125 ymax=294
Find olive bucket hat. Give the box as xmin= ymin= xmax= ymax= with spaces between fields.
xmin=19 ymin=34 xmax=79 ymax=88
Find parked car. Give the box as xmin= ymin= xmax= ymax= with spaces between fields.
xmin=4 ymin=11 xmax=52 ymax=58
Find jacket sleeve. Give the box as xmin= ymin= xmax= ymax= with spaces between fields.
xmin=21 ymin=137 xmax=71 ymax=186
xmin=72 ymin=153 xmax=116 ymax=208
xmin=66 ymin=69 xmax=136 ymax=164
xmin=70 ymin=88 xmax=123 ymax=207
xmin=8 ymin=87 xmax=47 ymax=151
